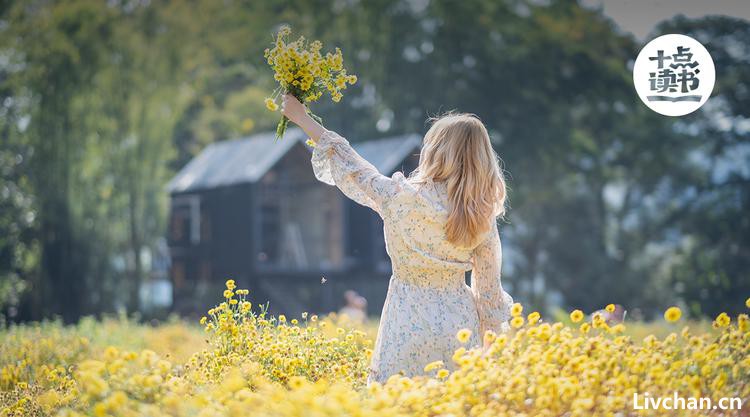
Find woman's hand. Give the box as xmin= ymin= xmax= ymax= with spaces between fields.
xmin=281 ymin=94 xmax=325 ymax=142
xmin=281 ymin=94 xmax=309 ymax=126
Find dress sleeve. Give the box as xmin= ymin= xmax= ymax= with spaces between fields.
xmin=311 ymin=129 xmax=402 ymax=216
xmin=470 ymin=220 xmax=514 ymax=336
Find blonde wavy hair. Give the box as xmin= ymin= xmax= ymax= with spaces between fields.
xmin=410 ymin=112 xmax=507 ymax=247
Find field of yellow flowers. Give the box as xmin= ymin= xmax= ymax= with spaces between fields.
xmin=2 ymin=280 xmax=748 ymax=417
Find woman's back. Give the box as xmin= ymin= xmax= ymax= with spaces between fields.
xmin=383 ymin=177 xmax=476 ymax=289
xmin=310 ymin=129 xmax=513 ymax=385
xmin=281 ymin=94 xmax=513 ymax=384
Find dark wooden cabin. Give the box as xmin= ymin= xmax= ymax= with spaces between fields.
xmin=166 ymin=128 xmax=421 ymax=316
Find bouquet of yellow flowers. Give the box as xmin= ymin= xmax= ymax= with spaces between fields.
xmin=264 ymin=26 xmax=357 ymax=140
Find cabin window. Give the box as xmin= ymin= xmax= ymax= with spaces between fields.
xmin=170 ymin=195 xmax=201 ymax=245
xmin=170 ymin=212 xmax=186 ymax=242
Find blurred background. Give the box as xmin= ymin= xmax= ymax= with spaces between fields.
xmin=0 ymin=0 xmax=748 ymax=323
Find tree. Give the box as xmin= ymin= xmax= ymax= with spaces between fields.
xmin=1 ymin=0 xmax=195 ymax=319
xmin=1 ymin=1 xmax=118 ymax=321
xmin=652 ymin=15 xmax=750 ymax=317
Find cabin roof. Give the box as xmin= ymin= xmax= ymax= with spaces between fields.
xmin=167 ymin=127 xmax=422 ymax=194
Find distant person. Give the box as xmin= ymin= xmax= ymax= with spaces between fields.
xmin=592 ymin=304 xmax=627 ymax=325
xmin=338 ymin=290 xmax=367 ymax=323
xmin=355 ymin=295 xmax=368 ymax=315
xmin=282 ymin=95 xmax=513 ymax=386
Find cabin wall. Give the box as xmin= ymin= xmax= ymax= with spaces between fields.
xmin=168 ymin=142 xmax=421 ymax=317
xmin=253 ymin=144 xmax=346 ymax=273
xmin=169 ymin=183 xmax=255 ymax=314
xmin=205 ymin=184 xmax=254 ymax=281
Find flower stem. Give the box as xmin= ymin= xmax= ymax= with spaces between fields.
xmin=276 ymin=115 xmax=289 ymax=140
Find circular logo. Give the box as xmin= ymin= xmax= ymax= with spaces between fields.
xmin=633 ymin=34 xmax=715 ymax=116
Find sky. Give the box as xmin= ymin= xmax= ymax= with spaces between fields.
xmin=581 ymin=0 xmax=750 ymax=40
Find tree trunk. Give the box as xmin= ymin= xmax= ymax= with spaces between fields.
xmin=128 ymin=187 xmax=142 ymax=314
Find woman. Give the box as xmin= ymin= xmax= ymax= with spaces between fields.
xmin=281 ymin=94 xmax=513 ymax=385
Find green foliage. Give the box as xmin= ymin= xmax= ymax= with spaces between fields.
xmin=653 ymin=16 xmax=750 ymax=317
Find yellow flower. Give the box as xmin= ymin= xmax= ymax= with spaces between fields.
xmin=265 ymin=98 xmax=278 ymax=111
xmin=609 ymin=323 xmax=625 ymax=334
xmin=746 ymin=297 xmax=750 ymax=309
xmin=456 ymin=328 xmax=472 ymax=344
xmin=738 ymin=314 xmax=749 ymax=332
xmin=452 ymin=347 xmax=466 ymax=364
xmin=37 ymin=389 xmax=61 ymax=412
xmin=714 ymin=312 xmax=730 ymax=327
xmin=241 ymin=118 xmax=255 ymax=132
xmin=483 ymin=330 xmax=496 ymax=345
xmin=511 ymin=303 xmax=523 ymax=317
xmin=424 ymin=360 xmax=444 ymax=372
xmin=527 ymin=311 xmax=541 ymax=325
xmin=605 ymin=304 xmax=615 ymax=313
xmin=220 ymin=370 xmax=246 ymax=392
xmin=572 ymin=397 xmax=594 ymax=411
xmin=225 ymin=279 xmax=236 ymax=290
xmin=664 ymin=306 xmax=681 ymax=322
xmin=9 ymin=272 xmax=750 ymax=417
xmin=265 ymin=27 xmax=355 ymax=140
xmin=288 ymin=376 xmax=306 ymax=389
xmin=570 ymin=309 xmax=584 ymax=323
xmin=223 ymin=289 xmax=234 ymax=299
xmin=511 ymin=316 xmax=525 ymax=328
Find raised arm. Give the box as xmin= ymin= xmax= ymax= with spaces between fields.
xmin=281 ymin=94 xmax=402 ymax=216
xmin=471 ymin=220 xmax=514 ymax=338
xmin=282 ymin=94 xmax=327 ymax=143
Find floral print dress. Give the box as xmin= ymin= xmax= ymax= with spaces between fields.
xmin=311 ymin=129 xmax=514 ymax=385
